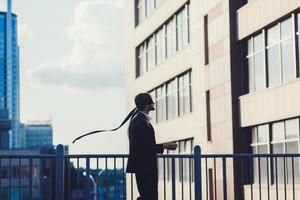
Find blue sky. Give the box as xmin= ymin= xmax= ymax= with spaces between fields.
xmin=9 ymin=0 xmax=128 ymax=154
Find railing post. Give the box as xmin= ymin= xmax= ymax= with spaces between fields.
xmin=171 ymin=157 xmax=176 ymax=200
xmin=84 ymin=158 xmax=91 ymax=200
xmin=55 ymin=144 xmax=64 ymax=200
xmin=194 ymin=145 xmax=202 ymax=200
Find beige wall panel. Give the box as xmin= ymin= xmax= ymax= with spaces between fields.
xmin=208 ymin=11 xmax=230 ymax=46
xmin=154 ymin=114 xmax=194 ymax=143
xmin=240 ymin=78 xmax=300 ymax=127
xmin=237 ymin=0 xmax=300 ymax=40
xmin=209 ymin=54 xmax=231 ymax=87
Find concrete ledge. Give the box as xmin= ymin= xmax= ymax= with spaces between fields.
xmin=239 ymin=78 xmax=300 ymax=127
xmin=237 ymin=0 xmax=300 ymax=40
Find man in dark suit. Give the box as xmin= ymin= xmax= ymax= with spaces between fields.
xmin=126 ymin=93 xmax=177 ymax=200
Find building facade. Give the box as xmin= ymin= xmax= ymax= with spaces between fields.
xmin=0 ymin=108 xmax=11 ymax=148
xmin=18 ymin=121 xmax=53 ymax=149
xmin=125 ymin=0 xmax=300 ymax=199
xmin=0 ymin=148 xmax=56 ymax=200
xmin=0 ymin=0 xmax=20 ymax=148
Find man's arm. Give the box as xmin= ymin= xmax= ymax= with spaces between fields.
xmin=133 ymin=120 xmax=178 ymax=153
xmin=134 ymin=120 xmax=164 ymax=154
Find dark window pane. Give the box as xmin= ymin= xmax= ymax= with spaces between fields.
xmin=252 ymin=127 xmax=257 ymax=143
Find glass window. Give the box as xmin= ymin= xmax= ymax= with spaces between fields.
xmin=257 ymin=124 xmax=269 ymax=143
xmin=272 ymin=122 xmax=285 ymax=141
xmin=147 ymin=36 xmax=156 ymax=70
xmin=178 ymin=72 xmax=191 ymax=116
xmin=286 ymin=141 xmax=300 ymax=184
xmin=137 ymin=0 xmax=146 ymax=24
xmin=155 ymin=27 xmax=166 ymax=65
xmin=248 ymin=55 xmax=254 ymax=92
xmin=285 ymin=119 xmax=299 ymax=139
xmin=281 ymin=38 xmax=295 ymax=82
xmin=149 ymin=90 xmax=156 ymax=123
xmin=166 ymin=17 xmax=176 ymax=57
xmin=254 ymin=52 xmax=266 ymax=91
xmin=138 ymin=45 xmax=147 ymax=76
xmin=177 ymin=11 xmax=184 ymax=50
xmin=156 ymin=85 xmax=166 ymax=122
xmin=166 ymin=79 xmax=177 ymax=120
xmin=281 ymin=17 xmax=293 ymax=39
xmin=265 ymin=17 xmax=297 ymax=87
xmin=267 ymin=25 xmax=280 ymax=46
xmin=267 ymin=45 xmax=281 ymax=86
xmin=247 ymin=32 xmax=266 ymax=92
xmin=146 ymin=0 xmax=155 ymax=17
xmin=252 ymin=125 xmax=269 ymax=184
xmin=183 ymin=5 xmax=190 ymax=45
xmin=254 ymin=33 xmax=264 ymax=51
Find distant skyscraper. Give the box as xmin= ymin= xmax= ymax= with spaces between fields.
xmin=0 ymin=108 xmax=11 ymax=148
xmin=18 ymin=121 xmax=53 ymax=148
xmin=0 ymin=0 xmax=20 ymax=148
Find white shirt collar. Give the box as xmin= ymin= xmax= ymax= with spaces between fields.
xmin=140 ymin=111 xmax=152 ymax=121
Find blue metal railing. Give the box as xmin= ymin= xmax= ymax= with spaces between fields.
xmin=1 ymin=145 xmax=300 ymax=200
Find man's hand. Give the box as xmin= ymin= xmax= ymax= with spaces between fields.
xmin=163 ymin=142 xmax=178 ymax=150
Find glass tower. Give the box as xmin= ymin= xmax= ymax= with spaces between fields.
xmin=0 ymin=0 xmax=20 ymax=148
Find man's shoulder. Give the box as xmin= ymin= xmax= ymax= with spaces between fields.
xmin=130 ymin=113 xmax=147 ymax=127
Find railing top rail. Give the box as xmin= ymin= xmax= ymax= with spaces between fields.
xmin=65 ymin=154 xmax=129 ymax=158
xmin=64 ymin=154 xmax=195 ymax=159
xmin=0 ymin=154 xmax=56 ymax=159
xmin=158 ymin=154 xmax=194 ymax=158
xmin=201 ymin=153 xmax=300 ymax=158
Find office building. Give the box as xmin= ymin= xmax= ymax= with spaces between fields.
xmin=125 ymin=0 xmax=300 ymax=199
xmin=0 ymin=0 xmax=20 ymax=148
xmin=18 ymin=121 xmax=53 ymax=149
xmin=0 ymin=148 xmax=56 ymax=200
xmin=0 ymin=108 xmax=11 ymax=148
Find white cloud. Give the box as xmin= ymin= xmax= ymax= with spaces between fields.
xmin=28 ymin=0 xmax=124 ymax=91
xmin=18 ymin=23 xmax=33 ymax=40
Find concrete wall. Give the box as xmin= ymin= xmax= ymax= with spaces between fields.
xmin=237 ymin=0 xmax=300 ymax=40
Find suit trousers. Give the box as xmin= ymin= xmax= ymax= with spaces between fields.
xmin=135 ymin=172 xmax=158 ymax=200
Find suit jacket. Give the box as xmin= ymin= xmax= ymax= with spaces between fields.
xmin=126 ymin=112 xmax=164 ymax=174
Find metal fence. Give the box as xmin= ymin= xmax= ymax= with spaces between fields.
xmin=0 ymin=145 xmax=300 ymax=200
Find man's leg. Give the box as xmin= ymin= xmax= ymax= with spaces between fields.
xmin=144 ymin=173 xmax=158 ymax=200
xmin=135 ymin=173 xmax=146 ymax=200
xmin=135 ymin=173 xmax=158 ymax=200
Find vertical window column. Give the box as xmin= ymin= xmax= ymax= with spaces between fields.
xmin=204 ymin=15 xmax=209 ymax=65
xmin=206 ymin=90 xmax=211 ymax=141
